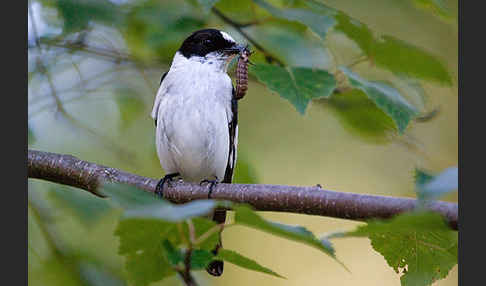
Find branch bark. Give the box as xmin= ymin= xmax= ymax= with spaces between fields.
xmin=28 ymin=150 xmax=458 ymax=230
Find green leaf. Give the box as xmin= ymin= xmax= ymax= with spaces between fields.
xmin=319 ymin=238 xmax=336 ymax=257
xmin=190 ymin=249 xmax=215 ymax=270
xmin=115 ymin=219 xmax=178 ymax=286
xmin=162 ymin=239 xmax=184 ymax=266
xmin=115 ymin=219 xmax=178 ymax=255
xmin=187 ymin=218 xmax=220 ymax=251
xmin=100 ymin=182 xmax=162 ymax=209
xmin=416 ymin=167 xmax=458 ymax=201
xmin=49 ymin=186 xmax=111 ymax=227
xmin=55 ymin=0 xmax=119 ymax=34
xmin=373 ymin=36 xmax=453 ymax=85
xmin=324 ymin=89 xmax=397 ymax=142
xmin=159 ymin=245 xmax=216 ymax=270
xmin=340 ymin=67 xmax=419 ymax=133
xmin=124 ymin=200 xmax=216 ymax=222
xmin=115 ymin=91 xmax=145 ymax=130
xmin=333 ymin=12 xmax=375 ymax=58
xmin=251 ymin=64 xmax=336 ymax=114
xmin=216 ymin=249 xmax=285 ymax=278
xmin=233 ymin=205 xmax=336 ymax=258
xmin=334 ymin=211 xmax=457 ymax=286
xmin=196 ymin=0 xmax=220 ymax=13
xmin=244 ymin=22 xmax=331 ymax=68
xmin=124 ymin=246 xmax=175 ymax=286
xmin=253 ymin=0 xmax=335 ymax=40
xmin=334 ymin=13 xmax=452 ymax=84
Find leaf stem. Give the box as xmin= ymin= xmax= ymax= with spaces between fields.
xmin=186 ymin=219 xmax=197 ymax=245
xmin=177 ymin=223 xmax=189 ymax=247
xmin=194 ymin=223 xmax=225 ymax=246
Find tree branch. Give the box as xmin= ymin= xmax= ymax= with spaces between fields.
xmin=28 ymin=150 xmax=458 ymax=230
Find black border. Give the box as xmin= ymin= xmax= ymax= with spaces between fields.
xmin=458 ymin=0 xmax=481 ymax=285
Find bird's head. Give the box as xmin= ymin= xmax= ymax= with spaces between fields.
xmin=177 ymin=29 xmax=245 ymax=69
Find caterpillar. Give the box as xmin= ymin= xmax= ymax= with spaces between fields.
xmin=235 ymin=47 xmax=252 ymax=100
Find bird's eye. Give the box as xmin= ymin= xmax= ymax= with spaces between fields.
xmin=203 ymin=39 xmax=212 ymax=44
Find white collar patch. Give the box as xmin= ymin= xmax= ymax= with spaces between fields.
xmin=220 ymin=31 xmax=235 ymax=43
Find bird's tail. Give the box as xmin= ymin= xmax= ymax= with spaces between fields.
xmin=206 ymin=97 xmax=238 ymax=276
xmin=205 ymin=209 xmax=226 ymax=276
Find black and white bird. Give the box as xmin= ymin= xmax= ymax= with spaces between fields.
xmin=151 ymin=29 xmax=246 ymax=276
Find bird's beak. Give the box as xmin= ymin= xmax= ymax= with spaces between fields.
xmin=224 ymin=44 xmax=246 ymax=55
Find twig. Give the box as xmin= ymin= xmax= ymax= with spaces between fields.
xmin=177 ymin=248 xmax=198 ymax=286
xmin=177 ymin=220 xmax=198 ymax=286
xmin=186 ymin=220 xmax=197 ymax=244
xmin=211 ymin=7 xmax=285 ymax=66
xmin=194 ymin=224 xmax=225 ymax=246
xmin=28 ymin=8 xmax=137 ymax=163
xmin=28 ymin=150 xmax=458 ymax=230
xmin=37 ymin=40 xmax=134 ymax=63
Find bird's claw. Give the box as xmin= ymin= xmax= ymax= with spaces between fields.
xmin=155 ymin=173 xmax=180 ymax=198
xmin=200 ymin=179 xmax=219 ymax=199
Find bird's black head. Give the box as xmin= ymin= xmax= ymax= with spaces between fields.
xmin=178 ymin=29 xmax=243 ymax=58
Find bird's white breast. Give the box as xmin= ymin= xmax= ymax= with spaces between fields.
xmin=151 ymin=52 xmax=234 ymax=182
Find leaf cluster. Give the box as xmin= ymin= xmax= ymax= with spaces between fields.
xmin=102 ymin=183 xmax=343 ymax=285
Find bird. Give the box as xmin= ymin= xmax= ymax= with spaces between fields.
xmin=150 ymin=29 xmax=246 ymax=276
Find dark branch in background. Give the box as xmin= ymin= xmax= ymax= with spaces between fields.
xmin=32 ymin=40 xmax=135 ymax=64
xmin=28 ymin=150 xmax=458 ymax=230
xmin=211 ymin=8 xmax=285 ymax=66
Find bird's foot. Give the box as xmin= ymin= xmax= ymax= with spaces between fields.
xmin=200 ymin=178 xmax=219 ymax=199
xmin=155 ymin=173 xmax=180 ymax=198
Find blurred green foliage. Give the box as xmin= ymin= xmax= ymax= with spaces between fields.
xmin=124 ymin=0 xmax=206 ymax=63
xmin=415 ymin=167 xmax=458 ymax=201
xmin=47 ymin=0 xmax=120 ymax=33
xmin=28 ymin=0 xmax=458 ymax=285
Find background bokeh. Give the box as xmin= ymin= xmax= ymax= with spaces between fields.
xmin=28 ymin=0 xmax=458 ymax=285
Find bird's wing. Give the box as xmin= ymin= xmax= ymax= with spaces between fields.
xmin=159 ymin=71 xmax=168 ymax=85
xmin=223 ymin=86 xmax=238 ymax=183
xmin=152 ymin=71 xmax=168 ymax=126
